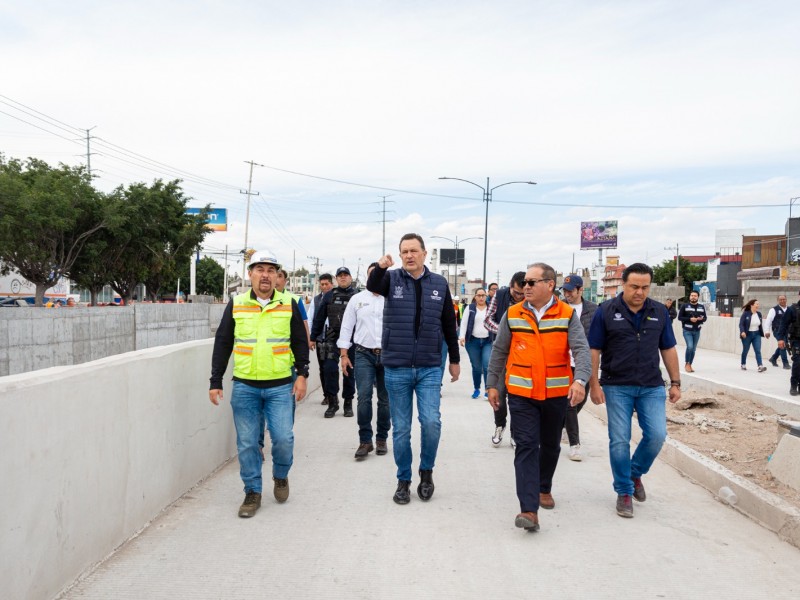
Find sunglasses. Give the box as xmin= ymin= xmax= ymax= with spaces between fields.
xmin=523 ymin=278 xmax=551 ymax=287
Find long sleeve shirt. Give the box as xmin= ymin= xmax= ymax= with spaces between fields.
xmin=337 ymin=290 xmax=385 ymax=350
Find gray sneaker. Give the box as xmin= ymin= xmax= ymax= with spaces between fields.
xmin=273 ymin=477 xmax=289 ymax=503
xmin=238 ymin=491 xmax=262 ymax=518
xmin=492 ymin=426 xmax=505 ymax=447
xmin=616 ymin=494 xmax=634 ymax=518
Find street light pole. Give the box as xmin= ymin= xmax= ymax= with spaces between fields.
xmin=788 ymin=197 xmax=800 ymax=263
xmin=431 ymin=235 xmax=483 ymax=296
xmin=440 ymin=177 xmax=536 ymax=286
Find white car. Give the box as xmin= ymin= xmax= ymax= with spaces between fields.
xmin=791 ymin=248 xmax=800 ymax=262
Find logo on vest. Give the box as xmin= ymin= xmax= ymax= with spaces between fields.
xmin=613 ymin=313 xmax=624 ymax=321
xmin=646 ymin=316 xmax=659 ymax=321
xmin=393 ymin=286 xmax=404 ymax=299
xmin=430 ymin=290 xmax=442 ymax=301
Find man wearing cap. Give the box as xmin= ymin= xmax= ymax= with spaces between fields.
xmin=209 ymin=250 xmax=310 ymax=518
xmin=560 ymin=273 xmax=598 ymax=462
xmin=311 ymin=266 xmax=357 ymax=417
xmin=338 ymin=262 xmax=390 ymax=460
xmin=368 ymin=233 xmax=460 ymax=504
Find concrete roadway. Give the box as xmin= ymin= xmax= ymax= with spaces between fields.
xmin=62 ymin=359 xmax=800 ymax=599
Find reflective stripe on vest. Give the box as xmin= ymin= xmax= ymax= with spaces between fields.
xmin=505 ymin=299 xmax=574 ymax=400
xmin=231 ymin=290 xmax=294 ymax=380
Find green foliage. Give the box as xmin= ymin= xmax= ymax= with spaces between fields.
xmin=0 ymin=156 xmax=107 ymax=305
xmin=176 ymin=256 xmax=225 ymax=298
xmin=652 ymin=257 xmax=708 ymax=299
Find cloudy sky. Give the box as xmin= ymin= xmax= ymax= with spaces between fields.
xmin=2 ymin=1 xmax=799 ymax=286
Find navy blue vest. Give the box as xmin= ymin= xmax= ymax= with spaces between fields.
xmin=463 ymin=304 xmax=495 ymax=344
xmin=772 ymin=304 xmax=786 ymax=335
xmin=599 ymin=296 xmax=667 ymax=387
xmin=381 ymin=267 xmax=449 ymax=368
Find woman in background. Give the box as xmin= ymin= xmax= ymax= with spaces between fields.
xmin=739 ymin=299 xmax=766 ymax=372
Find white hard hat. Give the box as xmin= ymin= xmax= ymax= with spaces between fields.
xmin=248 ymin=250 xmax=282 ymax=270
xmin=453 ymin=295 xmax=460 ymax=301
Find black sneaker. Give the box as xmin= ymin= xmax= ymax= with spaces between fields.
xmin=769 ymin=357 xmax=778 ymax=367
xmin=632 ymin=477 xmax=646 ymax=502
xmin=417 ymin=469 xmax=435 ymax=501
xmin=238 ymin=491 xmax=262 ymax=518
xmin=791 ymin=386 xmax=799 ymax=396
xmin=393 ymin=480 xmax=411 ymax=504
xmin=616 ymin=494 xmax=634 ymax=518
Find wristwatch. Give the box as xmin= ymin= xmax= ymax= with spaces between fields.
xmin=297 ymin=367 xmax=310 ymax=378
xmin=669 ymin=380 xmax=681 ymax=388
xmin=574 ymin=378 xmax=586 ymax=387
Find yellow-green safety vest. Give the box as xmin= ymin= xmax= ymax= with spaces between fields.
xmin=232 ymin=290 xmax=294 ymax=381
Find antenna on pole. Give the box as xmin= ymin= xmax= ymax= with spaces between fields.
xmin=240 ymin=160 xmax=264 ymax=280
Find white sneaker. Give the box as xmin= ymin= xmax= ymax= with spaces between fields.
xmin=561 ymin=430 xmax=568 ymax=445
xmin=510 ymin=437 xmax=516 ymax=448
xmin=568 ymin=444 xmax=582 ymax=462
xmin=492 ymin=426 xmax=505 ymax=447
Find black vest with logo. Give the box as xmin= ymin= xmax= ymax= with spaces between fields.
xmin=325 ymin=286 xmax=356 ymax=342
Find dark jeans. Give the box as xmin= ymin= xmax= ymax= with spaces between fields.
xmin=323 ymin=346 xmax=355 ymax=400
xmin=770 ymin=334 xmax=789 ymax=366
xmin=315 ymin=343 xmax=327 ymax=390
xmin=790 ymin=342 xmax=800 ymax=387
xmin=741 ymin=332 xmax=763 ymax=367
xmin=508 ymin=393 xmax=568 ymax=513
xmin=494 ymin=373 xmax=509 ymax=428
xmin=682 ymin=330 xmax=701 ymax=365
xmin=354 ymin=347 xmax=390 ymax=443
xmin=564 ymin=397 xmax=587 ymax=446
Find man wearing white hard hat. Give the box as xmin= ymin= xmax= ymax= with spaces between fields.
xmin=209 ymin=250 xmax=310 ymax=518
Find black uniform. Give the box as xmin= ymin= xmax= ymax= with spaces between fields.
xmin=777 ymin=301 xmax=800 ymax=394
xmin=311 ymin=285 xmax=357 ymax=411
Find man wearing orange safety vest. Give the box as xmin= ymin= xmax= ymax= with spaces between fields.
xmin=487 ymin=262 xmax=591 ymax=533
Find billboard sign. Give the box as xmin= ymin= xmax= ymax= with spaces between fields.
xmin=186 ymin=207 xmax=228 ymax=231
xmin=440 ymin=248 xmax=465 ymax=265
xmin=580 ymin=220 xmax=618 ymax=249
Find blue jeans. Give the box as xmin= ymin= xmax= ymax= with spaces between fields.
xmin=682 ymin=330 xmax=701 ymax=365
xmin=741 ymin=332 xmax=763 ymax=366
xmin=384 ymin=366 xmax=443 ymax=481
xmin=355 ymin=348 xmax=391 ymax=443
xmin=230 ymin=381 xmax=295 ymax=493
xmin=465 ymin=337 xmax=492 ymax=390
xmin=603 ymin=385 xmax=667 ymax=496
xmin=440 ymin=341 xmax=449 ymax=383
xmin=770 ymin=334 xmax=789 ymax=366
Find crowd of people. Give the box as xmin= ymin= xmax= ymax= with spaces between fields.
xmin=207 ymin=234 xmax=688 ymax=530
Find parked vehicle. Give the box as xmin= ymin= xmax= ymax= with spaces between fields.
xmin=0 ymin=297 xmax=31 ymax=307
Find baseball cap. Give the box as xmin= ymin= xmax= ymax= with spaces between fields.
xmin=247 ymin=250 xmax=281 ymax=270
xmin=562 ymin=274 xmax=583 ymax=291
xmin=336 ymin=267 xmax=351 ymax=276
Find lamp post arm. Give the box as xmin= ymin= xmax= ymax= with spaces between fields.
xmin=489 ymin=180 xmax=537 ymax=193
xmin=439 ymin=177 xmax=486 ymax=194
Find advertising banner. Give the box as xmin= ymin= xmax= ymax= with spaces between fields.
xmin=580 ymin=221 xmax=618 ymax=249
xmin=186 ymin=207 xmax=227 ymax=231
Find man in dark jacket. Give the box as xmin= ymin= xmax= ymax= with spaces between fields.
xmin=777 ymin=291 xmax=800 ymax=395
xmin=560 ymin=274 xmax=598 ymax=462
xmin=307 ymin=273 xmax=333 ymax=404
xmin=368 ymin=233 xmax=460 ymax=505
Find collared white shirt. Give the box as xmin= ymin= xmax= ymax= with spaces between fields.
xmin=459 ymin=305 xmax=489 ymax=339
xmin=526 ymin=295 xmax=556 ymax=322
xmin=337 ymin=289 xmax=385 ymax=350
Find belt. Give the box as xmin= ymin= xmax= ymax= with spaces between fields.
xmin=355 ymin=344 xmax=381 ymax=355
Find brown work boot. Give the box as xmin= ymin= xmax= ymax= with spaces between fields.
xmin=238 ymin=491 xmax=262 ymax=518
xmin=273 ymin=477 xmax=289 ymax=503
xmin=375 ymin=440 xmax=388 ymax=455
xmin=539 ymin=492 xmax=555 ymax=510
xmin=515 ymin=512 xmax=539 ymax=531
xmin=616 ymin=494 xmax=634 ymax=518
xmin=354 ymin=442 xmax=374 ymax=460
xmin=632 ymin=477 xmax=646 ymax=502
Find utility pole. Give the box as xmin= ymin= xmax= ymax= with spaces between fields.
xmin=85 ymin=127 xmax=96 ymax=175
xmin=307 ymin=255 xmax=321 ymax=294
xmin=240 ymin=160 xmax=264 ymax=280
xmin=495 ymin=269 xmax=501 ymax=285
xmin=380 ymin=195 xmax=394 ymax=255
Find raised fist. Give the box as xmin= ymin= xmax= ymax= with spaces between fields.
xmin=378 ymin=254 xmax=394 ymax=269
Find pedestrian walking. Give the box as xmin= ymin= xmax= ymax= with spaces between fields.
xmin=459 ymin=288 xmax=494 ymax=399
xmin=587 ymin=263 xmax=681 ymax=519
xmin=367 ymin=233 xmax=460 ymax=505
xmin=337 ymin=262 xmax=391 ymax=460
xmin=776 ymin=291 xmax=800 ymax=395
xmin=677 ymin=290 xmax=707 ymax=372
xmin=487 ymin=263 xmax=590 ymax=532
xmin=765 ymin=294 xmax=790 ymax=369
xmin=739 ymin=299 xmax=766 ymax=371
xmin=307 ymin=273 xmax=334 ymax=404
xmin=208 ymin=250 xmax=310 ymax=518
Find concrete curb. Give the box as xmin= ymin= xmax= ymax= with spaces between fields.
xmin=683 ymin=372 xmax=800 ymax=420
xmin=583 ymin=400 xmax=800 ymax=550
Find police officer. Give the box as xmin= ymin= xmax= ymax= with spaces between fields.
xmin=311 ymin=266 xmax=357 ymax=417
xmin=209 ymin=250 xmax=310 ymax=518
xmin=766 ymin=294 xmax=790 ymax=369
xmin=777 ymin=291 xmax=800 ymax=395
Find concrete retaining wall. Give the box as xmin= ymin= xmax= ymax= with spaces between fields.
xmin=0 ymin=339 xmax=322 ymax=600
xmin=672 ymin=314 xmax=785 ymax=357
xmin=0 ymin=304 xmax=226 ymax=377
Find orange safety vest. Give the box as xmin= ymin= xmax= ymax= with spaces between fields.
xmin=505 ymin=299 xmax=574 ymax=400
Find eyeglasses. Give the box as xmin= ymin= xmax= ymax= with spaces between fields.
xmin=523 ymin=278 xmax=551 ymax=287
xmin=475 ymin=293 xmax=486 ymax=297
